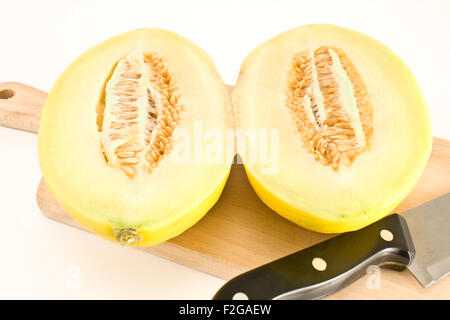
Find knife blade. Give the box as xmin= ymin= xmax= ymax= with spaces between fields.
xmin=213 ymin=193 xmax=450 ymax=300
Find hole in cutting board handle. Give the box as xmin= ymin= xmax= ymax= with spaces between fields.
xmin=0 ymin=89 xmax=15 ymax=99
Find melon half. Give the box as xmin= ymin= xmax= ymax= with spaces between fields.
xmin=233 ymin=24 xmax=432 ymax=233
xmin=38 ymin=29 xmax=232 ymax=246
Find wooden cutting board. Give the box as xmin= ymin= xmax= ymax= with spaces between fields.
xmin=1 ymin=82 xmax=450 ymax=299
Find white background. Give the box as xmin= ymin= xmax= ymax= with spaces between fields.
xmin=0 ymin=0 xmax=449 ymax=299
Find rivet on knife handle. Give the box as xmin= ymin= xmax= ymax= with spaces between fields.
xmin=213 ymin=214 xmax=415 ymax=300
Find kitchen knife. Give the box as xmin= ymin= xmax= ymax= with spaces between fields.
xmin=213 ymin=193 xmax=450 ymax=300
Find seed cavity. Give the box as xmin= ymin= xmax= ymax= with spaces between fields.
xmin=286 ymin=47 xmax=373 ymax=170
xmin=99 ymin=49 xmax=182 ymax=178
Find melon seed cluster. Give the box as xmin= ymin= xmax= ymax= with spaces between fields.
xmin=286 ymin=46 xmax=373 ymax=170
xmin=100 ymin=49 xmax=182 ymax=178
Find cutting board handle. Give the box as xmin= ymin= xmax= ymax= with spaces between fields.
xmin=0 ymin=82 xmax=47 ymax=134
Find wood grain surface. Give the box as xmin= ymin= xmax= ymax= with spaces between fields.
xmin=1 ymin=82 xmax=449 ymax=299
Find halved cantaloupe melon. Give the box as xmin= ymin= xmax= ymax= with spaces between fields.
xmin=38 ymin=29 xmax=232 ymax=246
xmin=233 ymin=24 xmax=432 ymax=233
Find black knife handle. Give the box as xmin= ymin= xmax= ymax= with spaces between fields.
xmin=213 ymin=214 xmax=415 ymax=300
